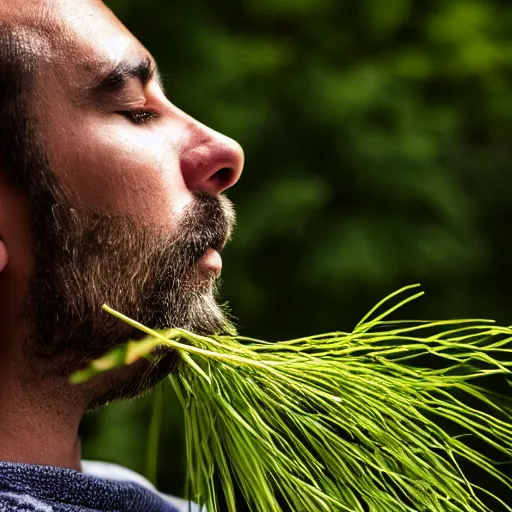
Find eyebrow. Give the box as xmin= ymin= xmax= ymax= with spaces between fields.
xmin=88 ymin=55 xmax=165 ymax=97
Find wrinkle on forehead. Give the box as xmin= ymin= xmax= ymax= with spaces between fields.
xmin=0 ymin=0 xmax=53 ymax=30
xmin=0 ymin=0 xmax=103 ymax=24
xmin=1 ymin=0 xmax=144 ymax=90
xmin=0 ymin=0 xmax=59 ymax=63
xmin=0 ymin=0 xmax=126 ymax=52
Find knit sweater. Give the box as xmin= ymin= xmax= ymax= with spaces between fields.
xmin=0 ymin=460 xmax=199 ymax=512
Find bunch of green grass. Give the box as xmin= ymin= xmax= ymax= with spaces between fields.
xmin=72 ymin=285 xmax=512 ymax=511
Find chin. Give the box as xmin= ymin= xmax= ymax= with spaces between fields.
xmin=83 ymin=296 xmax=233 ymax=411
xmin=84 ymin=351 xmax=179 ymax=412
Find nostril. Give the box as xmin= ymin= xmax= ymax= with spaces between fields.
xmin=211 ymin=167 xmax=234 ymax=190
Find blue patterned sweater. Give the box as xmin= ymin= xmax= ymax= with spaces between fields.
xmin=0 ymin=461 xmax=199 ymax=512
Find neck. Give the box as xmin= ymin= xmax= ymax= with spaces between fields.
xmin=0 ymin=365 xmax=85 ymax=471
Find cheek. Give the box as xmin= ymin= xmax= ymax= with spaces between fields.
xmin=45 ymin=118 xmax=191 ymax=228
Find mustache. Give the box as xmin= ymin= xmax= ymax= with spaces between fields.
xmin=180 ymin=192 xmax=236 ymax=264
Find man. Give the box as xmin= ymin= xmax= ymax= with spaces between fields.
xmin=0 ymin=0 xmax=244 ymax=510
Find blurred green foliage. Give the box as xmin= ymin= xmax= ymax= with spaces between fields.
xmin=81 ymin=0 xmax=512 ymax=501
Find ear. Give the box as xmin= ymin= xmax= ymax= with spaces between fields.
xmin=0 ymin=238 xmax=7 ymax=273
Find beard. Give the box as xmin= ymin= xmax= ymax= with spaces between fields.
xmin=20 ymin=161 xmax=237 ymax=407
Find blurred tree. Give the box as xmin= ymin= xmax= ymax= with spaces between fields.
xmin=81 ymin=0 xmax=512 ymax=504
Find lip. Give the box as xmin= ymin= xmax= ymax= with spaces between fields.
xmin=198 ymin=247 xmax=223 ymax=276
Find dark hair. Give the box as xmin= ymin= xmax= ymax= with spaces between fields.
xmin=0 ymin=23 xmax=38 ymax=189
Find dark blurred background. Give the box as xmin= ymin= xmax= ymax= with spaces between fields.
xmin=81 ymin=0 xmax=512 ymax=503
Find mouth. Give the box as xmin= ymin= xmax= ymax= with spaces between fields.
xmin=197 ymin=247 xmax=223 ymax=277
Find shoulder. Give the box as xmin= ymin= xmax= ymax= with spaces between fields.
xmin=81 ymin=460 xmax=203 ymax=512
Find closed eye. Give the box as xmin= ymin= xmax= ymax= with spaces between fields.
xmin=118 ymin=109 xmax=157 ymax=125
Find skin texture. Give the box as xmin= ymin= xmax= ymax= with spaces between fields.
xmin=0 ymin=0 xmax=244 ymax=471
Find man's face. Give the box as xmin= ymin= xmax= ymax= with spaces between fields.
xmin=0 ymin=0 xmax=244 ymax=404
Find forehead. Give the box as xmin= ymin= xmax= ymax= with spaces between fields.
xmin=1 ymin=0 xmax=148 ymax=81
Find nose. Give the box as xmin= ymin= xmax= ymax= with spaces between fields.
xmin=180 ymin=123 xmax=245 ymax=196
